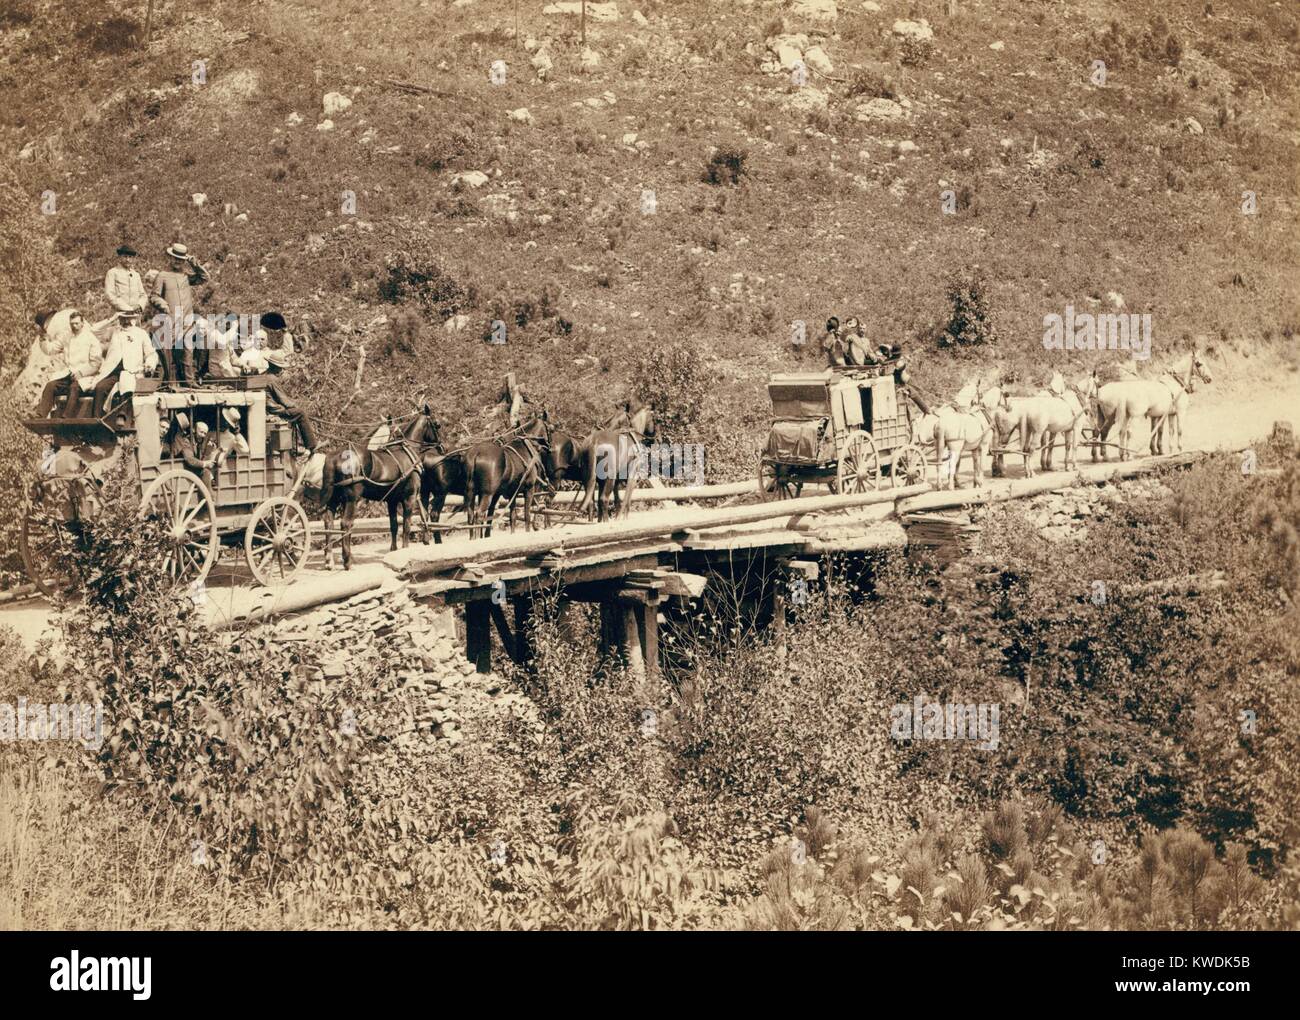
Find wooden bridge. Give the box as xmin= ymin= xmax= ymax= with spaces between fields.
xmin=378 ymin=450 xmax=1211 ymax=679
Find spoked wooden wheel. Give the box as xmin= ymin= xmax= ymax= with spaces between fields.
xmin=20 ymin=508 xmax=81 ymax=597
xmin=891 ymin=443 xmax=928 ymax=488
xmin=837 ymin=431 xmax=882 ymax=494
xmin=141 ymin=470 xmax=219 ymax=587
xmin=245 ymin=497 xmax=311 ymax=586
xmin=759 ymin=457 xmax=801 ymax=501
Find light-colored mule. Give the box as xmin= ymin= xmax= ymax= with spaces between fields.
xmin=911 ymin=383 xmax=999 ymax=489
xmin=1094 ymin=351 xmax=1211 ymax=460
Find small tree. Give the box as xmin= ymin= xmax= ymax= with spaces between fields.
xmin=936 ymin=272 xmax=999 ymax=348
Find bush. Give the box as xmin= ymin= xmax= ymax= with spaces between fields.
xmin=0 ymin=398 xmax=41 ymax=587
xmin=628 ymin=340 xmax=715 ymax=439
xmin=846 ymin=69 xmax=896 ymax=100
xmin=898 ymin=36 xmax=934 ymax=68
xmin=76 ymin=16 xmax=139 ymax=55
xmin=935 ymin=272 xmax=999 ymax=347
xmin=376 ymin=237 xmax=476 ymax=317
xmin=49 ymin=452 xmax=408 ymax=881
xmin=702 ymin=146 xmax=749 ymax=186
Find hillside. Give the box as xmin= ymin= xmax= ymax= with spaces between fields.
xmin=2 ymin=0 xmax=1298 ymax=473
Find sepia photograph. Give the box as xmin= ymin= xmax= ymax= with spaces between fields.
xmin=0 ymin=0 xmax=1296 ymax=990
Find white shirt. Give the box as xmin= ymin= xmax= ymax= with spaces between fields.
xmin=96 ymin=326 xmax=159 ymax=394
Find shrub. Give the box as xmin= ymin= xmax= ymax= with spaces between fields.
xmin=702 ymin=146 xmax=749 ymax=186
xmin=935 ymin=272 xmax=999 ymax=347
xmin=76 ymin=16 xmax=140 ymax=55
xmin=898 ymin=36 xmax=934 ymax=68
xmin=846 ymin=68 xmax=896 ymax=100
xmin=377 ymin=238 xmax=475 ymax=316
xmin=627 ymin=340 xmax=715 ymax=438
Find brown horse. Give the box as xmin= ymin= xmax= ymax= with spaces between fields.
xmin=421 ymin=444 xmax=468 ymax=545
xmin=462 ymin=414 xmax=553 ymax=538
xmin=582 ymin=405 xmax=656 ymax=521
xmin=319 ymin=407 xmax=440 ymax=568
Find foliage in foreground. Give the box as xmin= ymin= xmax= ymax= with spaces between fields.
xmin=2 ymin=450 xmax=1298 ymax=928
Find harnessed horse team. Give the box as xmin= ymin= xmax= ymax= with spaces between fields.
xmin=908 ymin=350 xmax=1212 ymax=489
xmin=303 ymin=402 xmax=658 ymax=569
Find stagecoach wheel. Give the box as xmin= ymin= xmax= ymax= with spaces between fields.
xmin=19 ymin=509 xmax=80 ymax=597
xmin=837 ymin=431 xmax=882 ymax=494
xmin=758 ymin=458 xmax=800 ymax=501
xmin=245 ymin=497 xmax=312 ymax=586
xmin=140 ymin=470 xmax=219 ymax=588
xmin=891 ymin=444 xmax=928 ymax=488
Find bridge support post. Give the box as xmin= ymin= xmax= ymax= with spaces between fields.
xmin=465 ymin=600 xmax=492 ymax=673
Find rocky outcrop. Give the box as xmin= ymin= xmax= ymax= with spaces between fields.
xmin=270 ymin=584 xmax=538 ymax=747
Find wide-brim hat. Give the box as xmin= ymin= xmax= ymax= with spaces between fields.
xmin=116 ymin=308 xmax=139 ymax=321
xmin=221 ymin=407 xmax=241 ymax=428
xmin=259 ymin=311 xmax=287 ymax=331
xmin=174 ymin=412 xmax=191 ymax=429
xmin=264 ymin=348 xmax=294 ymax=370
xmin=116 ymin=244 xmax=138 ymax=257
xmin=165 ymin=242 xmax=190 ymax=259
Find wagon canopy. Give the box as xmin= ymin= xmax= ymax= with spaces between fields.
xmin=767 ymin=372 xmax=832 ymax=419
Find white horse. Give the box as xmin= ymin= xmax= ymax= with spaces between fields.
xmin=1094 ymin=351 xmax=1211 ymax=460
xmin=911 ymin=382 xmax=999 ymax=489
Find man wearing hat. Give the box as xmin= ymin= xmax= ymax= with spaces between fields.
xmin=105 ymin=245 xmax=148 ymax=317
xmin=90 ymin=309 xmax=159 ymax=417
xmin=59 ymin=310 xmax=105 ymax=418
xmin=166 ymin=412 xmax=211 ymax=479
xmin=237 ymin=329 xmax=316 ymax=451
xmin=151 ymin=242 xmax=209 ymax=384
xmin=208 ymin=407 xmax=250 ymax=484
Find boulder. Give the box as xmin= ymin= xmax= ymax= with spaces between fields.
xmin=317 ymin=119 xmax=335 ymax=132
xmin=855 ymin=97 xmax=905 ymax=120
xmin=444 ymin=314 xmax=471 ymax=333
xmin=784 ymin=87 xmax=828 ymax=113
xmin=508 ymin=107 xmax=534 ymax=123
xmin=192 ymin=193 xmax=207 ymax=207
xmin=632 ymin=9 xmax=648 ymax=26
xmin=892 ymin=19 xmax=934 ymax=41
xmin=1186 ymin=117 xmax=1204 ymax=135
xmin=531 ymin=50 xmax=554 ymax=80
xmin=452 ymin=170 xmax=490 ymax=189
xmin=580 ymin=47 xmax=602 ymax=71
xmin=803 ymin=45 xmax=833 ymax=75
xmin=775 ymin=43 xmax=803 ymax=71
xmin=323 ymin=92 xmax=353 ymax=116
xmin=791 ymin=0 xmax=837 ymax=21
xmin=285 ymin=111 xmax=304 ymax=126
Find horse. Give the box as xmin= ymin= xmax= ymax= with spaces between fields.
xmin=1093 ymin=351 xmax=1211 ymax=461
xmin=1148 ymin=351 xmax=1212 ymax=454
xmin=462 ymin=413 xmax=553 ymax=538
xmin=910 ymin=384 xmax=998 ymax=490
xmin=582 ymin=405 xmax=656 ymax=521
xmin=317 ymin=407 xmax=440 ymax=569
xmin=991 ymin=372 xmax=1097 ymax=477
xmin=421 ymin=443 xmax=468 ymax=545
xmin=539 ymin=426 xmax=592 ymax=518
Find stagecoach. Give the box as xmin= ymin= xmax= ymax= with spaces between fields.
xmin=20 ymin=377 xmax=312 ymax=594
xmin=758 ymin=361 xmax=927 ymax=499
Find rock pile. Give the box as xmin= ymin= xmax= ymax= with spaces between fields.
xmin=1018 ymin=476 xmax=1171 ymax=542
xmin=269 ymin=584 xmax=538 ymax=747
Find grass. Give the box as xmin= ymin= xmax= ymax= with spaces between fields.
xmin=0 ymin=0 xmax=1296 ymax=480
